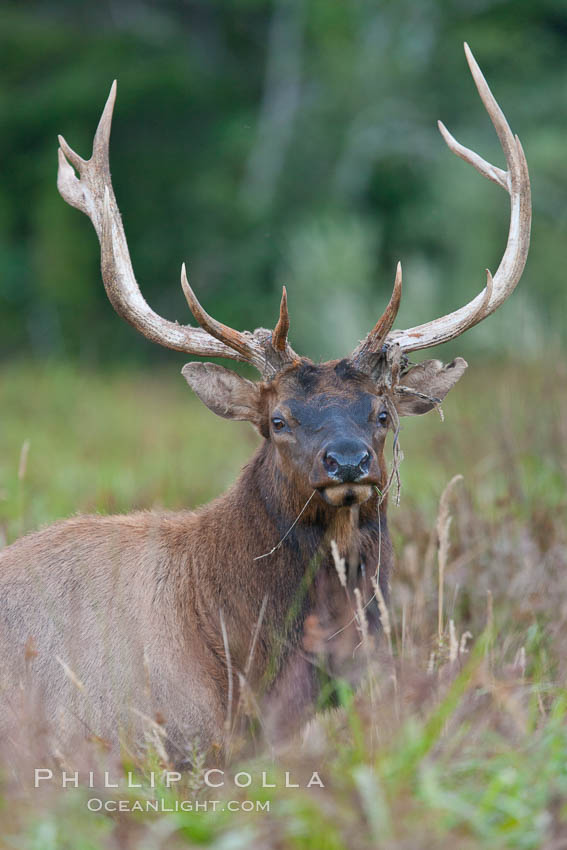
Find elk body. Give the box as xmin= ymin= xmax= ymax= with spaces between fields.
xmin=0 ymin=46 xmax=530 ymax=764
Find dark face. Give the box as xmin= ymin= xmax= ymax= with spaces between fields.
xmin=267 ymin=361 xmax=389 ymax=507
xmin=182 ymin=353 xmax=468 ymax=509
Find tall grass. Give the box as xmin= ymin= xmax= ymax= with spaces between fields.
xmin=0 ymin=359 xmax=566 ymax=849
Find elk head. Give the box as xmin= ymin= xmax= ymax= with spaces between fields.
xmin=57 ymin=44 xmax=530 ymax=512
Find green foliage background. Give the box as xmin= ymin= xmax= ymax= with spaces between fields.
xmin=1 ymin=0 xmax=566 ymax=366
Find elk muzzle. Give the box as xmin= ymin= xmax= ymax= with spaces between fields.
xmin=310 ymin=439 xmax=380 ymax=507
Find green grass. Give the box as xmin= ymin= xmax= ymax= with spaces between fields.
xmin=0 ymin=359 xmax=566 ymax=849
xmin=0 ymin=362 xmax=258 ymax=540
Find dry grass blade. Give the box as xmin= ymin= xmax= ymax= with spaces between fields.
xmin=436 ymin=474 xmax=463 ymax=648
xmin=331 ymin=540 xmax=347 ymax=589
xmin=55 ymin=655 xmax=84 ymax=692
xmin=353 ymin=588 xmax=369 ymax=647
xmin=449 ymin=619 xmax=458 ymax=663
xmin=244 ymin=595 xmax=268 ymax=679
xmin=219 ymin=609 xmax=233 ymax=738
xmin=18 ymin=440 xmax=30 ymax=482
xmin=371 ymin=576 xmax=393 ymax=660
xmin=253 ymin=490 xmax=316 ymax=560
xmin=129 ymin=707 xmax=170 ymax=765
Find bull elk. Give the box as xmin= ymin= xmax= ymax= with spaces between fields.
xmin=0 ymin=45 xmax=530 ymax=764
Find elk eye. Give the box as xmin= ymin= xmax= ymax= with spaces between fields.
xmin=271 ymin=417 xmax=287 ymax=432
xmin=378 ymin=410 xmax=388 ymax=425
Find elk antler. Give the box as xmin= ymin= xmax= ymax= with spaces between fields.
xmin=354 ymin=43 xmax=531 ymax=364
xmin=57 ymin=82 xmax=297 ymax=379
xmin=350 ymin=262 xmax=402 ymax=368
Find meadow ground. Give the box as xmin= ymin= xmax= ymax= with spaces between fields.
xmin=0 ymin=359 xmax=566 ymax=849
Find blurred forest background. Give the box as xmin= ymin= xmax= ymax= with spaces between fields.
xmin=1 ymin=0 xmax=566 ymax=367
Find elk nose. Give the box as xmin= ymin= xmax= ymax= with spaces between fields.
xmin=323 ymin=446 xmax=371 ymax=483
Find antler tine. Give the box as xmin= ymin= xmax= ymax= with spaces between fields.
xmin=351 ymin=262 xmax=402 ymax=367
xmin=464 ymin=42 xmax=517 ymax=168
xmin=180 ymin=264 xmax=267 ymax=370
xmin=385 ymin=43 xmax=531 ymax=353
xmin=437 ymin=120 xmax=508 ymax=191
xmin=57 ymin=83 xmax=298 ymax=377
xmin=58 ymin=81 xmax=117 ymax=234
xmin=272 ymin=287 xmax=290 ymax=353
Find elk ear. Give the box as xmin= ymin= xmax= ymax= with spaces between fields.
xmin=181 ymin=363 xmax=262 ymax=425
xmin=394 ymin=357 xmax=468 ymax=416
